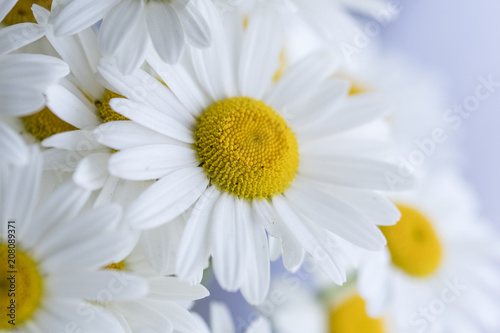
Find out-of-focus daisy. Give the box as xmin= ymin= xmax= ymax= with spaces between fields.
xmin=100 ymin=248 xmax=210 ymax=333
xmin=0 ymin=147 xmax=147 ymax=332
xmin=358 ymin=169 xmax=500 ymax=332
xmin=49 ymin=0 xmax=212 ymax=73
xmin=193 ymin=302 xmax=271 ymax=333
xmin=271 ymin=276 xmax=408 ymax=333
xmin=96 ymin=1 xmax=413 ymax=304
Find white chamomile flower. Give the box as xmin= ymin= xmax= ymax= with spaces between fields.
xmin=272 ymin=280 xmax=392 ymax=333
xmin=193 ymin=302 xmax=271 ymax=333
xmin=0 ymin=147 xmax=147 ymax=332
xmin=358 ymin=169 xmax=500 ymax=333
xmin=5 ymin=5 xmax=152 ymax=209
xmin=99 ymin=248 xmax=210 ymax=333
xmin=95 ymin=1 xmax=413 ymax=304
xmin=50 ymin=0 xmax=212 ymax=73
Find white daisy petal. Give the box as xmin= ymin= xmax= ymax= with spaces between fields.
xmin=0 ymin=85 xmax=44 ymax=116
xmin=287 ymin=78 xmax=350 ymax=126
xmin=108 ymin=144 xmax=198 ymax=181
xmin=21 ymin=180 xmax=90 ymax=248
xmin=211 ymin=193 xmax=246 ymax=291
xmin=146 ymin=1 xmax=184 ymax=64
xmin=210 ymin=302 xmax=235 ymax=333
xmin=47 ymin=271 xmax=148 ymax=301
xmin=147 ymin=276 xmax=209 ymax=301
xmin=300 ymin=156 xmax=416 ymax=191
xmin=108 ymin=98 xmax=194 ymax=143
xmin=286 ymin=180 xmax=387 ymax=250
xmin=247 ymin=316 xmax=272 ymax=333
xmin=114 ymin=12 xmax=150 ymax=74
xmin=189 ymin=0 xmax=235 ymax=101
xmin=238 ymin=2 xmax=283 ymax=99
xmin=332 ymin=187 xmax=401 ymax=226
xmin=297 ymin=93 xmax=388 ymax=140
xmin=240 ymin=201 xmax=270 ymax=305
xmin=125 ymin=167 xmax=209 ymax=229
xmin=176 ymin=1 xmax=211 ymax=48
xmin=265 ymin=52 xmax=339 ymax=110
xmin=151 ymin=301 xmax=201 ymax=333
xmin=146 ymin=50 xmax=209 ymax=114
xmin=1 ymin=146 xmax=41 ymax=235
xmin=115 ymin=301 xmax=174 ymax=332
xmin=73 ymin=153 xmax=111 ymax=190
xmin=46 ymin=85 xmax=101 ymax=129
xmin=94 ymin=121 xmax=181 ymax=151
xmin=41 ymin=230 xmax=136 ymax=271
xmin=176 ymin=186 xmax=219 ymax=283
xmin=0 ymin=122 xmax=29 ymax=166
xmin=0 ymin=23 xmax=45 ymax=55
xmin=0 ymin=0 xmax=17 ymax=22
xmin=0 ymin=54 xmax=70 ymax=92
xmin=272 ymin=196 xmax=346 ymax=283
xmin=35 ymin=204 xmax=122 ymax=259
xmin=254 ymin=199 xmax=304 ymax=271
xmin=42 ymin=129 xmax=101 ymax=151
xmin=98 ymin=0 xmax=144 ymax=57
xmin=51 ymin=0 xmax=120 ymax=36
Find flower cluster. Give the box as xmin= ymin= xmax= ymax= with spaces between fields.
xmin=0 ymin=0 xmax=498 ymax=332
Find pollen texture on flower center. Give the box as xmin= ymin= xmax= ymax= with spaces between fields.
xmin=329 ymin=295 xmax=385 ymax=333
xmin=0 ymin=243 xmax=43 ymax=329
xmin=380 ymin=204 xmax=443 ymax=277
xmin=195 ymin=97 xmax=299 ymax=200
xmin=2 ymin=0 xmax=52 ymax=25
xmin=23 ymin=107 xmax=77 ymax=141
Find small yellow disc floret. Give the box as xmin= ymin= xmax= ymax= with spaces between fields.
xmin=195 ymin=97 xmax=299 ymax=200
xmin=95 ymin=90 xmax=129 ymax=123
xmin=2 ymin=0 xmax=52 ymax=25
xmin=329 ymin=294 xmax=385 ymax=333
xmin=0 ymin=243 xmax=43 ymax=329
xmin=380 ymin=204 xmax=443 ymax=277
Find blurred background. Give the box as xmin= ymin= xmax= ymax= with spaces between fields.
xmin=194 ymin=0 xmax=500 ymax=328
xmin=381 ymin=0 xmax=500 ymax=228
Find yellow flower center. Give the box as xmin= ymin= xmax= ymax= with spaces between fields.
xmin=0 ymin=243 xmax=43 ymax=329
xmin=329 ymin=295 xmax=385 ymax=333
xmin=22 ymin=107 xmax=78 ymax=141
xmin=2 ymin=0 xmax=52 ymax=25
xmin=95 ymin=90 xmax=129 ymax=123
xmin=348 ymin=81 xmax=371 ymax=95
xmin=380 ymin=205 xmax=442 ymax=277
xmin=195 ymin=97 xmax=299 ymax=200
xmin=104 ymin=261 xmax=126 ymax=271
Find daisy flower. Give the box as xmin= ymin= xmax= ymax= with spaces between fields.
xmin=194 ymin=302 xmax=271 ymax=333
xmin=95 ymin=1 xmax=413 ymax=304
xmin=49 ymin=0 xmax=213 ymax=73
xmin=98 ymin=247 xmax=210 ymax=333
xmin=3 ymin=5 xmax=152 ymax=210
xmin=358 ymin=169 xmax=500 ymax=332
xmin=271 ymin=280 xmax=392 ymax=333
xmin=0 ymin=147 xmax=148 ymax=332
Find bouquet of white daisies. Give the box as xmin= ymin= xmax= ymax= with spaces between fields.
xmin=0 ymin=0 xmax=498 ymax=332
